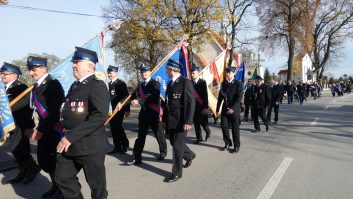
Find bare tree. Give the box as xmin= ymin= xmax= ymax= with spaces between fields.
xmin=162 ymin=0 xmax=222 ymax=66
xmin=222 ymin=0 xmax=255 ymax=66
xmin=257 ymin=0 xmax=307 ymax=81
xmin=103 ymin=0 xmax=172 ymax=79
xmin=310 ymin=0 xmax=353 ymax=81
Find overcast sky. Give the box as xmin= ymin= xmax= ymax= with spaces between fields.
xmin=0 ymin=0 xmax=352 ymax=78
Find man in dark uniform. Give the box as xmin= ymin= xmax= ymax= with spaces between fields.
xmin=1 ymin=62 xmax=40 ymax=184
xmin=190 ymin=66 xmax=211 ymax=144
xmin=267 ymin=80 xmax=281 ymax=125
xmin=55 ymin=47 xmax=110 ymax=199
xmin=26 ymin=56 xmax=65 ymax=198
xmin=216 ymin=67 xmax=243 ymax=153
xmin=128 ymin=64 xmax=167 ymax=165
xmin=251 ymin=75 xmax=271 ymax=132
xmin=243 ymin=80 xmax=254 ymax=122
xmin=106 ymin=65 xmax=130 ymax=154
xmin=162 ymin=59 xmax=196 ymax=183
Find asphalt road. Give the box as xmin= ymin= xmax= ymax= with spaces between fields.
xmin=1 ymin=91 xmax=352 ymax=199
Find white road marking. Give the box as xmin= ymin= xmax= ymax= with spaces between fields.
xmin=310 ymin=118 xmax=319 ymax=126
xmin=257 ymin=157 xmax=294 ymax=199
xmin=333 ymin=99 xmax=337 ymax=102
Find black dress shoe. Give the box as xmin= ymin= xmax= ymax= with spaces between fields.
xmin=193 ymin=140 xmax=202 ymax=144
xmin=127 ymin=159 xmax=142 ymax=166
xmin=273 ymin=121 xmax=278 ymax=125
xmin=219 ymin=144 xmax=231 ymax=151
xmin=205 ymin=134 xmax=210 ymax=141
xmin=183 ymin=159 xmax=192 ymax=168
xmin=42 ymin=185 xmax=59 ymax=198
xmin=252 ymin=129 xmax=261 ymax=133
xmin=120 ymin=146 xmax=128 ymax=154
xmin=230 ymin=146 xmax=240 ymax=153
xmin=107 ymin=148 xmax=121 ymax=154
xmin=266 ymin=126 xmax=269 ymax=132
xmin=6 ymin=171 xmax=26 ymax=184
xmin=164 ymin=175 xmax=181 ymax=183
xmin=22 ymin=165 xmax=41 ymax=184
xmin=157 ymin=154 xmax=166 ymax=161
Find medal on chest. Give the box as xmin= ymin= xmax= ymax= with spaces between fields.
xmin=110 ymin=90 xmax=115 ymax=95
xmin=77 ymin=101 xmax=84 ymax=112
xmin=70 ymin=101 xmax=76 ymax=112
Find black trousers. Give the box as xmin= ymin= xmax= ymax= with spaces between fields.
xmin=37 ymin=134 xmax=59 ymax=174
xmin=109 ymin=112 xmax=129 ymax=149
xmin=168 ymin=130 xmax=195 ymax=177
xmin=193 ymin=112 xmax=211 ymax=141
xmin=267 ymin=104 xmax=279 ymax=122
xmin=244 ymin=103 xmax=253 ymax=120
xmin=55 ymin=152 xmax=108 ymax=199
xmin=9 ymin=127 xmax=36 ymax=171
xmin=133 ymin=111 xmax=167 ymax=161
xmin=220 ymin=113 xmax=240 ymax=147
xmin=254 ymin=107 xmax=269 ymax=130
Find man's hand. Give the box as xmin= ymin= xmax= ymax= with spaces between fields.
xmin=115 ymin=102 xmax=122 ymax=112
xmin=31 ymin=130 xmax=43 ymax=140
xmin=24 ymin=128 xmax=34 ymax=138
xmin=275 ymin=101 xmax=279 ymax=105
xmin=226 ymin=108 xmax=234 ymax=115
xmin=201 ymin=109 xmax=208 ymax=115
xmin=183 ymin=124 xmax=192 ymax=131
xmin=131 ymin=99 xmax=139 ymax=105
xmin=125 ymin=111 xmax=130 ymax=117
xmin=56 ymin=137 xmax=72 ymax=153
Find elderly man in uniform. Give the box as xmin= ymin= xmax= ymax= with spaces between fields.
xmin=106 ymin=65 xmax=130 ymax=154
xmin=1 ymin=63 xmax=40 ymax=184
xmin=216 ymin=67 xmax=243 ymax=153
xmin=55 ymin=47 xmax=110 ymax=199
xmin=162 ymin=59 xmax=196 ymax=183
xmin=251 ymin=75 xmax=271 ymax=132
xmin=128 ymin=64 xmax=167 ymax=165
xmin=26 ymin=56 xmax=65 ymax=198
xmin=190 ymin=66 xmax=211 ymax=144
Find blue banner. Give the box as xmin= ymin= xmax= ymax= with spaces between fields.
xmin=235 ymin=62 xmax=247 ymax=90
xmin=152 ymin=44 xmax=189 ymax=98
xmin=50 ymin=36 xmax=107 ymax=95
xmin=0 ymin=81 xmax=15 ymax=146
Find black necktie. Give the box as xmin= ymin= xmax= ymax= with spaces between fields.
xmin=72 ymin=81 xmax=80 ymax=89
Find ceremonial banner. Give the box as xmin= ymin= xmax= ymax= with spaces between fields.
xmin=235 ymin=62 xmax=247 ymax=90
xmin=50 ymin=35 xmax=107 ymax=95
xmin=199 ymin=49 xmax=228 ymax=86
xmin=0 ymin=81 xmax=15 ymax=146
xmin=152 ymin=42 xmax=190 ymax=98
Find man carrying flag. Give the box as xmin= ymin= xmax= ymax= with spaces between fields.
xmin=128 ymin=64 xmax=167 ymax=165
xmin=163 ymin=59 xmax=196 ymax=183
xmin=190 ymin=66 xmax=211 ymax=144
xmin=1 ymin=62 xmax=40 ymax=184
xmin=26 ymin=56 xmax=65 ymax=198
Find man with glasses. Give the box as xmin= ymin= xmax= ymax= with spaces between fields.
xmin=1 ymin=62 xmax=40 ymax=184
xmin=26 ymin=56 xmax=65 ymax=198
xmin=128 ymin=64 xmax=167 ymax=165
xmin=106 ymin=65 xmax=130 ymax=154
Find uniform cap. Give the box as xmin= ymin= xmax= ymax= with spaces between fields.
xmin=27 ymin=56 xmax=47 ymax=68
xmin=107 ymin=65 xmax=119 ymax=72
xmin=1 ymin=62 xmax=22 ymax=75
xmin=139 ymin=64 xmax=151 ymax=72
xmin=71 ymin=47 xmax=98 ymax=63
xmin=166 ymin=59 xmax=181 ymax=69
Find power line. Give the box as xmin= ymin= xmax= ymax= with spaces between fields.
xmin=2 ymin=4 xmax=114 ymax=19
